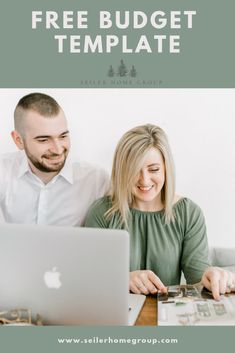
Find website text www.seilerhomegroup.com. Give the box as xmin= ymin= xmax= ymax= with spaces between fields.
xmin=57 ymin=336 xmax=178 ymax=345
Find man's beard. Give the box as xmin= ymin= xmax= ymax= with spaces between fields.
xmin=25 ymin=147 xmax=69 ymax=173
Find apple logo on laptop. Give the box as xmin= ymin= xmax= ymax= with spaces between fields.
xmin=44 ymin=267 xmax=62 ymax=289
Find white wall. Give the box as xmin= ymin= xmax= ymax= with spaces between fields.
xmin=1 ymin=89 xmax=234 ymax=247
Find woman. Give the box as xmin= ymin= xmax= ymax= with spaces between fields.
xmin=85 ymin=124 xmax=235 ymax=300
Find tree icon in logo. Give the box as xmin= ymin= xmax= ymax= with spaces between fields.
xmin=130 ymin=65 xmax=137 ymax=77
xmin=117 ymin=59 xmax=128 ymax=77
xmin=107 ymin=65 xmax=115 ymax=77
xmin=107 ymin=60 xmax=137 ymax=78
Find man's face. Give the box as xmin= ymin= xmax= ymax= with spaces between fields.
xmin=19 ymin=109 xmax=70 ymax=174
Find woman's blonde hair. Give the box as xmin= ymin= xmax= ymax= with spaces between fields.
xmin=106 ymin=124 xmax=176 ymax=228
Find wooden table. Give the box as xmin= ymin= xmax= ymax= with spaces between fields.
xmin=135 ymin=295 xmax=157 ymax=326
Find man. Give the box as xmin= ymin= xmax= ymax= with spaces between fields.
xmin=0 ymin=92 xmax=109 ymax=225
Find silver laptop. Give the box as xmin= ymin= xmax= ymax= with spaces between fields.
xmin=0 ymin=223 xmax=145 ymax=325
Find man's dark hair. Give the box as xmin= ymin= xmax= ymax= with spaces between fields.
xmin=16 ymin=92 xmax=60 ymax=116
xmin=14 ymin=93 xmax=61 ymax=134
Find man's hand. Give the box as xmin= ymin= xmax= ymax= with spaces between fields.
xmin=129 ymin=270 xmax=167 ymax=295
xmin=201 ymin=266 xmax=235 ymax=300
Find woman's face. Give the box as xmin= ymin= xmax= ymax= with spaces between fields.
xmin=132 ymin=147 xmax=165 ymax=211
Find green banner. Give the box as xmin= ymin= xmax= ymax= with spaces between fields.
xmin=0 ymin=326 xmax=235 ymax=353
xmin=0 ymin=0 xmax=235 ymax=87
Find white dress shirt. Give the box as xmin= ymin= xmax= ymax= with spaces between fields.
xmin=0 ymin=151 xmax=109 ymax=226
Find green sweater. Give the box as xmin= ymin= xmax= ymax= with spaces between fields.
xmin=85 ymin=196 xmax=210 ymax=285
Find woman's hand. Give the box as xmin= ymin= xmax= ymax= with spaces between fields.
xmin=129 ymin=270 xmax=167 ymax=295
xmin=201 ymin=266 xmax=235 ymax=300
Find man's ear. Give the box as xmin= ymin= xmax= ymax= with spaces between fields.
xmin=11 ymin=130 xmax=24 ymax=150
